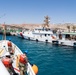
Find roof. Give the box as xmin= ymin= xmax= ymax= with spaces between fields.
xmin=62 ymin=32 xmax=76 ymax=35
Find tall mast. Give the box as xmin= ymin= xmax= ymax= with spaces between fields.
xmin=2 ymin=22 xmax=6 ymax=40
xmin=43 ymin=15 xmax=50 ymax=28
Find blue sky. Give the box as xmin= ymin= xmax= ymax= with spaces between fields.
xmin=0 ymin=0 xmax=76 ymax=24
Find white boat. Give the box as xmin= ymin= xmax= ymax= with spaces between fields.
xmin=0 ymin=23 xmax=38 ymax=75
xmin=19 ymin=28 xmax=58 ymax=43
xmin=0 ymin=40 xmax=38 ymax=75
xmin=17 ymin=16 xmax=58 ymax=44
xmin=17 ymin=32 xmax=24 ymax=38
xmin=56 ymin=32 xmax=76 ymax=47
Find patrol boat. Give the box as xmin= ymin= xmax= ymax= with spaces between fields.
xmin=0 ymin=24 xmax=38 ymax=75
xmin=18 ymin=16 xmax=58 ymax=43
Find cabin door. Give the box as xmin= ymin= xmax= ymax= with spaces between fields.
xmin=59 ymin=34 xmax=62 ymax=39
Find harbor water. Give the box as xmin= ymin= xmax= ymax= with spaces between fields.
xmin=0 ymin=35 xmax=76 ymax=75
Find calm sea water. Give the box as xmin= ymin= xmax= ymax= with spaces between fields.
xmin=0 ymin=35 xmax=76 ymax=75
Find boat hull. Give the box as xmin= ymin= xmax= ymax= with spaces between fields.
xmin=58 ymin=40 xmax=76 ymax=47
xmin=0 ymin=40 xmax=36 ymax=75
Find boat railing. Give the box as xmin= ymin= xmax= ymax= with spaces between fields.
xmin=27 ymin=63 xmax=36 ymax=75
xmin=12 ymin=43 xmax=23 ymax=54
xmin=12 ymin=43 xmax=36 ymax=75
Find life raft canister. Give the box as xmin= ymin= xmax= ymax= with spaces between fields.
xmin=7 ymin=41 xmax=12 ymax=47
xmin=19 ymin=54 xmax=27 ymax=64
xmin=2 ymin=57 xmax=12 ymax=68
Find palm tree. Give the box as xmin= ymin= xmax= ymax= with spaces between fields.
xmin=72 ymin=26 xmax=76 ymax=32
xmin=67 ymin=25 xmax=70 ymax=32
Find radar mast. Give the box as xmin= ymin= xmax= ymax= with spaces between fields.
xmin=43 ymin=15 xmax=50 ymax=29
